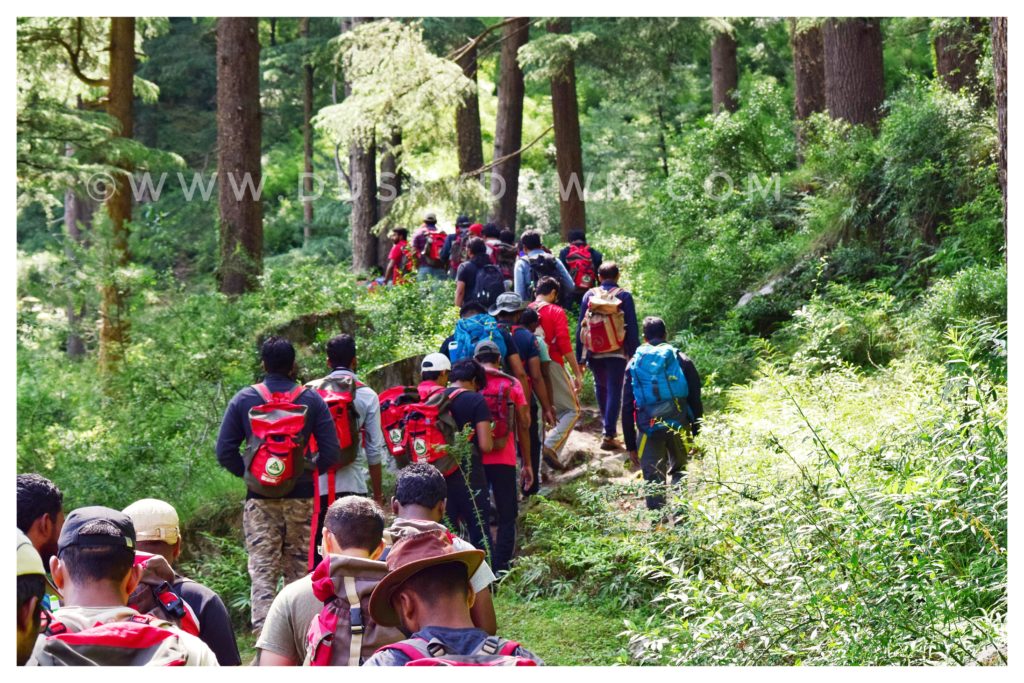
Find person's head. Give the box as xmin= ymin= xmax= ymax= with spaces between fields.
xmin=567 ymin=229 xmax=586 ymax=244
xmin=642 ymin=316 xmax=668 ymax=344
xmin=535 ymin=276 xmax=561 ymax=303
xmin=368 ymin=530 xmax=482 ymax=636
xmin=488 ymin=291 xmax=524 ymax=321
xmin=482 ymin=223 xmax=501 ymax=239
xmin=17 ymin=473 xmax=64 ymax=566
xmin=449 ymin=358 xmax=487 ymax=391
xmin=459 ymin=301 xmax=487 ymax=318
xmin=598 ymin=261 xmax=620 ymax=283
xmin=392 ymin=463 xmax=447 ymax=521
xmin=17 ymin=529 xmax=46 ymax=666
xmin=467 ymin=237 xmax=487 ymax=258
xmin=326 ymin=333 xmax=357 ymax=370
xmin=473 ymin=340 xmax=502 ymax=368
xmin=122 ymin=498 xmax=181 ymax=566
xmin=420 ymin=353 xmax=451 ymax=386
xmin=390 ymin=228 xmax=408 ymax=243
xmin=519 ymin=307 xmax=540 ymax=333
xmin=322 ymin=496 xmax=385 ymax=559
xmin=455 ymin=215 xmax=471 ymax=229
xmin=468 ymin=223 xmax=484 ymax=237
xmin=51 ymin=507 xmax=140 ymax=609
xmin=499 ymin=228 xmax=515 ymax=245
xmin=423 ymin=211 xmax=437 ymax=226
xmin=521 ymin=230 xmax=543 ymax=251
xmin=261 ymin=336 xmax=296 ymax=377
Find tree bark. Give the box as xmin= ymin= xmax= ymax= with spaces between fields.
xmin=491 ymin=17 xmax=530 ymax=230
xmin=992 ymin=17 xmax=1007 ymax=244
xmin=790 ymin=19 xmax=826 ymax=157
xmin=300 ymin=17 xmax=314 ymax=247
xmin=216 ymin=18 xmax=263 ymax=296
xmin=455 ymin=44 xmax=484 ymax=177
xmin=343 ymin=17 xmax=379 ymax=274
xmin=822 ymin=18 xmax=886 ymax=130
xmin=935 ymin=18 xmax=988 ymax=103
xmin=377 ymin=128 xmax=402 ymax=269
xmin=64 ymin=175 xmax=94 ymax=360
xmin=548 ymin=18 xmax=585 ymax=240
xmin=99 ymin=17 xmax=135 ymax=375
xmin=711 ymin=30 xmax=739 ymax=114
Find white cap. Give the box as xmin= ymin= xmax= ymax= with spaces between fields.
xmin=421 ymin=353 xmax=452 ymax=373
xmin=123 ymin=498 xmax=180 ymax=544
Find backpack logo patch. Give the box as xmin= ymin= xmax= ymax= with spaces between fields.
xmin=265 ymin=457 xmax=286 ymax=477
xmin=389 ymin=428 xmax=403 ymax=445
xmin=412 ymin=438 xmax=428 ymax=459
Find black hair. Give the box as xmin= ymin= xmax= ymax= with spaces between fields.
xmin=421 ymin=370 xmax=444 ymax=382
xmin=499 ymin=229 xmax=515 ymax=245
xmin=59 ymin=520 xmax=134 ymax=585
xmin=324 ymin=496 xmax=385 ymax=553
xmin=449 ymin=358 xmax=487 ymax=389
xmin=643 ymin=316 xmax=668 ymax=342
xmin=394 ymin=463 xmax=447 ymax=509
xmin=518 ymin=308 xmax=539 ymax=329
xmin=475 ymin=350 xmax=501 ymax=365
xmin=567 ymin=229 xmax=586 ymax=244
xmin=482 ymin=223 xmax=501 ymax=239
xmin=393 ymin=228 xmax=409 ymax=240
xmin=459 ymin=302 xmax=487 ymax=318
xmin=17 ymin=474 xmax=63 ymax=533
xmin=17 ymin=574 xmax=45 ymax=630
xmin=398 ymin=561 xmax=471 ymax=607
xmin=598 ymin=261 xmax=620 ymax=281
xmin=535 ymin=276 xmax=560 ymax=297
xmin=261 ymin=336 xmax=296 ymax=375
xmin=521 ymin=230 xmax=542 ymax=251
xmin=468 ymin=236 xmax=487 ymax=256
xmin=327 ymin=333 xmax=357 ymax=368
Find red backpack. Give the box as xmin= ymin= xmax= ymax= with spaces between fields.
xmin=448 ymin=228 xmax=470 ymax=275
xmin=39 ymin=614 xmax=191 ymax=666
xmin=379 ymin=386 xmax=466 ymax=476
xmin=490 ymin=241 xmax=518 ymax=281
xmin=418 ymin=228 xmax=448 ymax=268
xmin=243 ymin=384 xmax=311 ymax=497
xmin=379 ymin=385 xmax=426 ymax=464
xmin=480 ymin=367 xmax=516 ymax=449
xmin=565 ymin=244 xmax=597 ymax=292
xmin=128 ymin=553 xmax=201 ymax=638
xmin=376 ymin=636 xmax=537 ymax=666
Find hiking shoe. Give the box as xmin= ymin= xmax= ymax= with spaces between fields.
xmin=600 ymin=436 xmax=623 ymax=451
xmin=542 ymin=446 xmax=566 ymax=471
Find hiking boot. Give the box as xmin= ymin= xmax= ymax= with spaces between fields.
xmin=542 ymin=446 xmax=566 ymax=471
xmin=600 ymin=436 xmax=623 ymax=451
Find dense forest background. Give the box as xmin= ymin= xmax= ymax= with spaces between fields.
xmin=16 ymin=17 xmax=1006 ymax=665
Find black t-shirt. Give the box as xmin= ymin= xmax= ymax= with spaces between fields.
xmin=456 ymin=255 xmax=492 ymax=293
xmin=448 ymin=390 xmax=492 ymax=432
xmin=501 ymin=323 xmax=540 ymax=364
xmin=174 ymin=577 xmax=242 ymax=666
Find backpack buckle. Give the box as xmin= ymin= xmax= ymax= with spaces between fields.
xmin=350 ymin=605 xmax=364 ymax=634
xmin=426 ymin=639 xmax=447 ymax=657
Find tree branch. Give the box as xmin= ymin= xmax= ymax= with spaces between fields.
xmin=461 ymin=124 xmax=553 ymax=179
xmin=448 ymin=17 xmax=526 ymax=63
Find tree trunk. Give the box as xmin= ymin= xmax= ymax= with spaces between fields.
xmin=216 ymin=18 xmax=263 ymax=296
xmin=377 ymin=128 xmax=402 ymax=269
xmin=491 ymin=17 xmax=530 ymax=230
xmin=711 ymin=30 xmax=739 ymax=114
xmin=64 ymin=175 xmax=94 ymax=360
xmin=822 ymin=18 xmax=886 ymax=130
xmin=548 ymin=18 xmax=585 ymax=240
xmin=790 ymin=19 xmax=826 ymax=157
xmin=935 ymin=18 xmax=988 ymax=103
xmin=455 ymin=45 xmax=484 ymax=176
xmin=343 ymin=17 xmax=378 ymax=274
xmin=992 ymin=17 xmax=1007 ymax=244
xmin=99 ymin=17 xmax=135 ymax=375
xmin=300 ymin=17 xmax=314 ymax=247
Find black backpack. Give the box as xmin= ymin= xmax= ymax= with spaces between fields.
xmin=526 ymin=253 xmax=559 ymax=297
xmin=470 ymin=264 xmax=508 ymax=309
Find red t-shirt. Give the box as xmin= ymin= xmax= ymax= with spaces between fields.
xmin=388 ymin=240 xmax=410 ymax=284
xmin=480 ymin=370 xmax=527 ymax=467
xmin=530 ymin=301 xmax=572 ymax=367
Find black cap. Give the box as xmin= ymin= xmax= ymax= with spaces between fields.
xmin=58 ymin=506 xmax=136 ymax=553
xmin=456 ymin=214 xmax=471 ymax=227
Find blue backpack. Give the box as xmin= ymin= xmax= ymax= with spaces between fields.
xmin=630 ymin=343 xmax=691 ymax=432
xmin=449 ymin=313 xmax=508 ymax=362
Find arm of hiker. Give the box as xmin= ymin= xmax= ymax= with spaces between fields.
xmin=455 ymin=279 xmax=467 ymax=307
xmin=363 ymin=394 xmax=386 ymax=504
xmin=508 ymin=351 xmax=531 ymax=402
xmin=622 ymin=368 xmax=639 ymax=459
xmin=680 ymin=355 xmax=703 ymax=436
xmin=515 ymin=403 xmax=534 ymax=491
xmin=555 ymin=311 xmax=583 ymax=392
xmin=470 ymin=586 xmax=498 ymax=635
xmin=257 ymin=650 xmax=297 ymax=666
xmin=215 ymin=394 xmax=247 ymax=477
xmin=575 ymin=291 xmax=589 ymax=367
xmin=475 ymin=419 xmax=494 ymax=454
xmin=309 ymin=392 xmax=341 ymax=472
xmin=621 ymin=292 xmax=641 ymax=358
xmin=187 ymin=587 xmax=242 ymax=666
xmin=513 ymin=259 xmax=528 ymax=300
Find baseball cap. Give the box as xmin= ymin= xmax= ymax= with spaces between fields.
xmin=424 ymin=211 xmax=437 ymax=224
xmin=488 ymin=292 xmax=525 ymax=316
xmin=421 ymin=353 xmax=452 ymax=373
xmin=473 ymin=340 xmax=501 ymax=360
xmin=17 ymin=529 xmax=45 ymax=577
xmin=455 ymin=214 xmax=471 ymax=227
xmin=468 ymin=223 xmax=484 ymax=236
xmin=123 ymin=498 xmax=180 ymax=545
xmin=57 ymin=506 xmax=136 ymax=553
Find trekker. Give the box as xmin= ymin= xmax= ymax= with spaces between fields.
xmin=455 ymin=237 xmax=505 ymax=309
xmin=517 ymin=308 xmax=552 ymax=495
xmin=418 ymin=353 xmax=451 ymax=397
xmin=17 ymin=530 xmax=46 ymax=666
xmin=486 ymin=224 xmax=518 ymax=288
xmin=474 ymin=340 xmax=533 ymax=574
xmin=306 ymin=334 xmax=386 ymax=567
xmin=257 ymin=496 xmax=402 ymax=666
xmin=442 ymin=214 xmax=472 ymax=276
xmin=383 ymin=228 xmax=413 ymax=286
xmin=412 ymin=212 xmax=448 ymax=279
xmin=383 ymin=463 xmax=498 ymax=634
xmin=35 ymin=506 xmax=218 ymax=666
xmin=530 ymin=277 xmax=584 ymax=468
xmin=488 ymin=292 xmax=554 ymax=420
xmin=215 ymin=336 xmax=341 ymax=633
xmin=364 ymin=530 xmax=543 ymax=665
xmin=442 ymin=302 xmax=532 ymax=401
xmin=558 ymin=229 xmax=603 ymax=309
xmin=626 ymin=317 xmax=703 ymax=511
xmin=122 ymin=498 xmax=241 ymax=665
xmin=499 ymin=228 xmax=516 ymax=247
xmin=17 ymin=473 xmax=65 ymax=569
xmin=514 ymin=230 xmax=576 ymax=304
xmin=577 ymin=262 xmax=640 ymax=451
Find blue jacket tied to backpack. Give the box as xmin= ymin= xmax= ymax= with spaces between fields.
xmin=449 ymin=314 xmax=508 ymax=362
xmin=629 ymin=343 xmax=692 ymax=433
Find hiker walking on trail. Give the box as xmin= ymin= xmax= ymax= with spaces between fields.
xmin=517 ymin=308 xmax=554 ymax=495
xmin=514 ymin=230 xmax=576 ymax=304
xmin=455 ymin=237 xmax=505 ymax=309
xmin=442 ymin=214 xmax=474 ymax=277
xmin=215 ymin=336 xmax=341 ymax=634
xmin=489 ymin=292 xmax=555 ymax=423
xmin=306 ymin=334 xmax=386 ymax=568
xmin=17 ymin=530 xmax=46 ymax=665
xmin=418 ymin=353 xmax=451 ymax=396
xmin=412 ymin=212 xmax=449 ymax=280
xmin=122 ymin=498 xmax=241 ymax=665
xmin=530 ymin=277 xmax=584 ymax=468
xmin=364 ymin=530 xmax=543 ymax=666
xmin=384 ymin=463 xmax=498 ymax=634
xmin=559 ymin=229 xmax=603 ymax=309
xmin=33 ymin=507 xmax=218 ymax=666
xmin=383 ymin=228 xmax=413 ymax=286
xmin=256 ymin=496 xmax=403 ymax=666
xmin=474 ymin=340 xmax=533 ymax=574
xmin=577 ymin=262 xmax=640 ymax=452
xmin=442 ymin=302 xmax=532 ymax=403
xmin=626 ymin=317 xmax=703 ymax=511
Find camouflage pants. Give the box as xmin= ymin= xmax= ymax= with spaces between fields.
xmin=243 ymin=497 xmax=312 ymax=632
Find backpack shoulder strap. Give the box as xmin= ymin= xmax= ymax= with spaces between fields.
xmin=286 ymin=384 xmax=306 ymax=402
xmin=379 ymin=637 xmax=434 ymax=661
xmin=252 ymin=383 xmax=272 ymax=402
xmin=476 ymin=636 xmax=521 ymax=656
xmin=342 ymin=575 xmax=364 ymax=666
